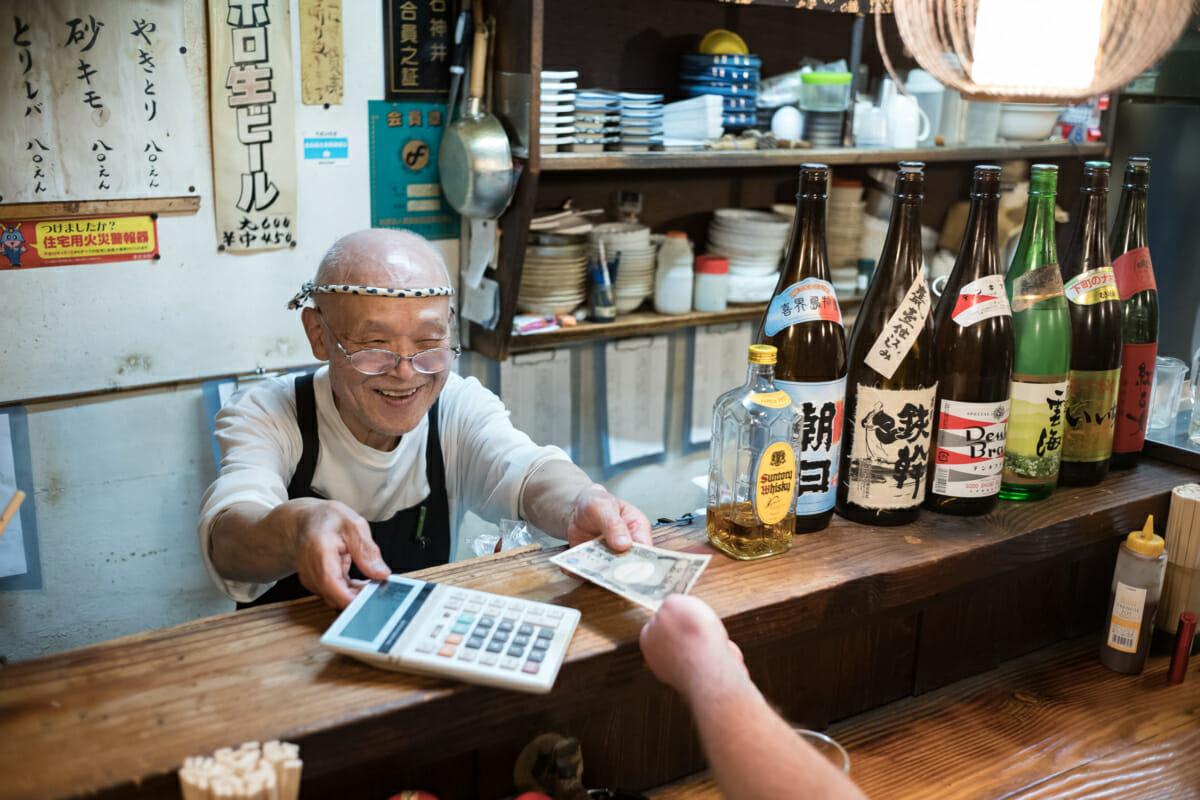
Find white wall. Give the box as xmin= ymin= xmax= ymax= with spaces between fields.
xmin=0 ymin=1 xmax=710 ymax=662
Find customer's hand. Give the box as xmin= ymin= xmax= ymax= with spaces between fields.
xmin=639 ymin=594 xmax=747 ymax=699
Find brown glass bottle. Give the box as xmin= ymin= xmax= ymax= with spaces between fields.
xmin=1060 ymin=161 xmax=1122 ymax=486
xmin=757 ymin=164 xmax=847 ymax=533
xmin=836 ymin=162 xmax=937 ymax=526
xmin=1109 ymin=157 xmax=1158 ymax=469
xmin=924 ymin=166 xmax=1014 ymax=515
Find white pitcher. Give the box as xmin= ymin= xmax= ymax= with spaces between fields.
xmin=884 ymin=93 xmax=931 ymax=149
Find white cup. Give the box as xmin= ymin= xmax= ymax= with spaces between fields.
xmin=853 ymin=101 xmax=888 ymax=147
xmin=884 ymin=94 xmax=931 ymax=149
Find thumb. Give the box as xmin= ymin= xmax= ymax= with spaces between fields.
xmin=344 ymin=522 xmax=390 ymax=579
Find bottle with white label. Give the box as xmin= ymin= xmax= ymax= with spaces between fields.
xmin=1060 ymin=161 xmax=1122 ymax=486
xmin=706 ymin=344 xmax=802 ymax=560
xmin=1100 ymin=515 xmax=1165 ymax=674
xmin=836 ymin=162 xmax=937 ymax=526
xmin=925 ymin=165 xmax=1013 ymax=516
xmin=757 ymin=164 xmax=847 ymax=533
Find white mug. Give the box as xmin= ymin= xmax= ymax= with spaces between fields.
xmin=853 ymin=101 xmax=888 ymax=147
xmin=884 ymin=94 xmax=931 ymax=149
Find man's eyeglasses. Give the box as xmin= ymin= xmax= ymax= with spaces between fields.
xmin=319 ymin=316 xmax=459 ymax=375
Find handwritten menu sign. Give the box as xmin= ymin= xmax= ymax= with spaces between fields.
xmin=384 ymin=0 xmax=452 ymax=99
xmin=0 ymin=2 xmax=204 ymax=204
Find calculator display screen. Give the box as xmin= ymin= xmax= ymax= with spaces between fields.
xmin=341 ymin=581 xmax=414 ymax=642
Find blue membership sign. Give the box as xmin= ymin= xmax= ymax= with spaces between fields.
xmin=368 ymin=100 xmax=458 ymax=241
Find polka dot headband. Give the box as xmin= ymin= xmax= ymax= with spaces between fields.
xmin=287 ymin=280 xmax=455 ymax=310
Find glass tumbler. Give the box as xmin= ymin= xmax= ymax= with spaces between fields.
xmin=1190 ymin=348 xmax=1200 ymax=445
xmin=1149 ymin=356 xmax=1188 ymax=431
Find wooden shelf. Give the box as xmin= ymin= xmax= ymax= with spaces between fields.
xmin=507 ymin=296 xmax=862 ymax=353
xmin=540 ymin=141 xmax=1109 ymax=172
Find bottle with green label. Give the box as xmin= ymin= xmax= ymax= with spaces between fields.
xmin=925 ymin=165 xmax=1013 ymax=516
xmin=1109 ymin=157 xmax=1158 ymax=469
xmin=707 ymin=344 xmax=802 ymax=560
xmin=757 ymin=164 xmax=847 ymax=534
xmin=836 ymin=162 xmax=937 ymax=526
xmin=1060 ymin=161 xmax=1122 ymax=486
xmin=1000 ymin=164 xmax=1072 ymax=501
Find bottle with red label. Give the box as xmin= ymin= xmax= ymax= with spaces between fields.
xmin=924 ymin=165 xmax=1014 ymax=515
xmin=1109 ymin=157 xmax=1158 ymax=469
xmin=757 ymin=164 xmax=847 ymax=533
xmin=1060 ymin=161 xmax=1122 ymax=486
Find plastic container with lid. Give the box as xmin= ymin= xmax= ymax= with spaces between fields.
xmin=799 ymin=72 xmax=852 ymax=112
xmin=693 ymin=255 xmax=729 ymax=312
xmin=654 ymin=231 xmax=694 ymax=314
xmin=1100 ymin=515 xmax=1166 ymax=674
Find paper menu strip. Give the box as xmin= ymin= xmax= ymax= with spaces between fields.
xmin=688 ymin=323 xmax=753 ymax=447
xmin=601 ymin=336 xmax=669 ymax=471
xmin=500 ymin=348 xmax=575 ymax=458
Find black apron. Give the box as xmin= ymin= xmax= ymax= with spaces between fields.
xmin=239 ymin=373 xmax=451 ymax=608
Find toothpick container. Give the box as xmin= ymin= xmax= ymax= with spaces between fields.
xmin=1160 ymin=483 xmax=1200 ymax=635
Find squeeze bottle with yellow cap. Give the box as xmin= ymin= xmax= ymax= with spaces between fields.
xmin=1100 ymin=515 xmax=1166 ymax=674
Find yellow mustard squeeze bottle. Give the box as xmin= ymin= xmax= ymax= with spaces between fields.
xmin=1099 ymin=515 xmax=1166 ymax=674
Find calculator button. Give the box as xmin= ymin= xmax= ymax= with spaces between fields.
xmin=477 ymin=616 xmax=494 ymax=628
xmin=493 ymin=631 xmax=510 ymax=643
xmin=497 ymin=620 xmax=514 ymax=633
xmin=525 ymin=607 xmax=543 ymax=618
xmin=445 ymin=596 xmax=464 ymax=610
xmin=445 ymin=633 xmax=463 ymax=645
xmin=527 ymin=649 xmax=545 ymax=663
xmin=522 ymin=661 xmax=541 ymax=674
xmin=480 ymin=653 xmax=499 ymax=666
xmin=513 ymin=634 xmax=530 ymax=647
xmin=457 ymin=613 xmax=475 ymax=624
xmin=486 ymin=640 xmax=504 ymax=653
xmin=518 ymin=624 xmax=534 ymax=636
xmin=541 ymin=617 xmax=560 ymax=630
xmin=466 ymin=636 xmax=485 ymax=649
xmin=416 ymin=640 xmax=436 ymax=654
xmin=437 ymin=644 xmax=456 ymax=658
xmin=546 ymin=608 xmax=564 ymax=619
xmin=451 ymin=622 xmax=471 ymax=635
xmin=507 ymin=601 xmax=526 ymax=613
xmin=507 ymin=645 xmax=525 ymax=658
xmin=531 ymin=639 xmax=548 ymax=653
xmin=458 ymin=648 xmax=478 ymax=662
xmin=539 ymin=626 xmax=556 ymax=639
xmin=430 ymin=624 xmax=445 ymax=637
xmin=466 ymin=602 xmax=483 ymax=614
xmin=501 ymin=657 xmax=520 ymax=670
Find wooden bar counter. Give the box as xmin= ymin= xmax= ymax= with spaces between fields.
xmin=1 ymin=459 xmax=1195 ymax=799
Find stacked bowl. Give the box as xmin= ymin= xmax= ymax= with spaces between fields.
xmin=518 ymin=233 xmax=589 ymax=315
xmin=540 ymin=70 xmax=578 ymax=154
xmin=590 ymin=222 xmax=656 ymax=312
xmin=706 ymin=209 xmax=790 ymax=303
xmin=618 ymin=93 xmax=664 ymax=151
xmin=827 ymin=179 xmax=866 ymax=292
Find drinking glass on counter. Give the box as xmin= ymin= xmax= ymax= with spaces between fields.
xmin=1149 ymin=356 xmax=1187 ymax=430
xmin=794 ymin=728 xmax=851 ymax=774
xmin=1190 ymin=348 xmax=1200 ymax=445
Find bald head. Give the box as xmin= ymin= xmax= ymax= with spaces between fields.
xmin=315 ymin=228 xmax=451 ymax=291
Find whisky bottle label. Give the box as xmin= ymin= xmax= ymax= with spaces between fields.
xmin=1107 ymin=581 xmax=1147 ymax=654
xmin=754 ymin=442 xmax=796 ymax=525
xmin=1064 ymin=267 xmax=1119 ymax=305
xmin=1002 ymin=375 xmax=1069 ymax=485
xmin=865 ymin=275 xmax=932 ymax=380
xmin=1011 ymin=263 xmax=1065 ymax=312
xmin=932 ymin=397 xmax=1010 ymax=498
xmin=951 ymin=275 xmax=1011 ymax=327
xmin=1062 ymin=367 xmax=1121 ymax=462
xmin=1112 ymin=247 xmax=1156 ymax=300
xmin=846 ymin=384 xmax=937 ymax=510
xmin=762 ymin=278 xmax=843 ymax=336
xmin=1113 ymin=341 xmax=1158 ymax=454
xmin=777 ymin=376 xmax=846 ymax=515
xmin=750 ymin=391 xmax=791 ymax=409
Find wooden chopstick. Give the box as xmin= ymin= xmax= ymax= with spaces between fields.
xmin=0 ymin=490 xmax=24 ymax=539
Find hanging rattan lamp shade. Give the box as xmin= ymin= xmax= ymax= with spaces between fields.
xmin=879 ymin=0 xmax=1192 ymax=103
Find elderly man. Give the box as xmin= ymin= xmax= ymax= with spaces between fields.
xmin=199 ymin=228 xmax=652 ymax=608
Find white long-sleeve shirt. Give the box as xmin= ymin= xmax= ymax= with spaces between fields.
xmin=197 ymin=367 xmax=570 ymax=602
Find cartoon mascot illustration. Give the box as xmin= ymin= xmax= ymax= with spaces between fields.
xmin=1 ymin=224 xmax=28 ymax=267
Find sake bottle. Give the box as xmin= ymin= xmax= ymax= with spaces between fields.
xmin=757 ymin=164 xmax=847 ymax=533
xmin=836 ymin=162 xmax=937 ymax=526
xmin=1060 ymin=161 xmax=1122 ymax=486
xmin=707 ymin=344 xmax=801 ymax=560
xmin=1109 ymin=157 xmax=1158 ymax=469
xmin=925 ymin=165 xmax=1013 ymax=515
xmin=1000 ymin=165 xmax=1071 ymax=501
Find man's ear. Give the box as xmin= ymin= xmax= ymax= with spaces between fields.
xmin=301 ymin=307 xmax=329 ymax=361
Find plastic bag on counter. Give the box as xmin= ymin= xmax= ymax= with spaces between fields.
xmin=471 ymin=518 xmax=536 ymax=557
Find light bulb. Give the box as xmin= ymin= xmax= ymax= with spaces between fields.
xmin=971 ymin=0 xmax=1103 ymax=92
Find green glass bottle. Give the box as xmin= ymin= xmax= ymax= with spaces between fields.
xmin=999 ymin=165 xmax=1072 ymax=501
xmin=1109 ymin=157 xmax=1158 ymax=469
xmin=1060 ymin=161 xmax=1122 ymax=486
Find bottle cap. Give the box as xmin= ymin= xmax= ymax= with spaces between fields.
xmin=694 ymin=255 xmax=729 ymax=275
xmin=1082 ymin=160 xmax=1111 ymax=188
xmin=798 ymin=163 xmax=829 ymax=198
xmin=971 ymin=165 xmax=1002 ymax=196
xmin=667 ymin=230 xmax=688 ymax=239
xmin=1124 ymin=156 xmax=1150 ymax=187
xmin=1168 ymin=611 xmax=1196 ymax=684
xmin=1125 ymin=515 xmax=1164 ymax=557
xmin=748 ymin=344 xmax=777 ymax=365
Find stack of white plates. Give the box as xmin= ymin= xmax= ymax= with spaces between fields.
xmin=590 ymin=222 xmax=656 ymax=313
xmin=540 ymin=70 xmax=578 ymax=154
xmin=572 ymin=90 xmax=620 ymax=152
xmin=827 ymin=180 xmax=866 ymax=292
xmin=518 ymin=237 xmax=589 ymax=315
xmin=618 ymin=92 xmax=664 ymax=151
xmin=706 ymin=208 xmax=789 ymax=282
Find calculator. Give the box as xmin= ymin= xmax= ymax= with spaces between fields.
xmin=320 ymin=575 xmax=582 ymax=694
